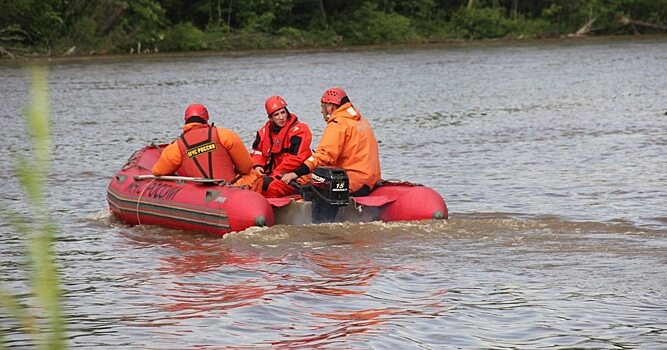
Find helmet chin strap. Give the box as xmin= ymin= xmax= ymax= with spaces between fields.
xmin=323 ymin=104 xmax=335 ymax=122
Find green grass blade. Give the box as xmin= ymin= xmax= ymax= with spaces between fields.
xmin=0 ymin=65 xmax=66 ymax=349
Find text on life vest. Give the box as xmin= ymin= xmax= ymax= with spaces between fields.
xmin=187 ymin=142 xmax=216 ymax=158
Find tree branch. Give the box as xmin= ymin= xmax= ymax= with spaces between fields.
xmin=618 ymin=15 xmax=667 ymax=32
xmin=97 ymin=2 xmax=130 ymax=36
xmin=568 ymin=16 xmax=598 ymax=37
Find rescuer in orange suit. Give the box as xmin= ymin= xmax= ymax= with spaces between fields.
xmin=251 ymin=95 xmax=313 ymax=198
xmin=151 ymin=103 xmax=261 ymax=191
xmin=281 ymin=87 xmax=381 ymax=197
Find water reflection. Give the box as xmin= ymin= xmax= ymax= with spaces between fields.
xmin=297 ymin=251 xmax=379 ymax=296
xmin=157 ymin=242 xmax=283 ymax=275
xmin=114 ymin=228 xmax=453 ymax=347
xmin=271 ymin=290 xmax=448 ymax=348
xmin=118 ymin=230 xmax=281 ymax=318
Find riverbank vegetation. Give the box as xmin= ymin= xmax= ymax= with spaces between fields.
xmin=2 ymin=0 xmax=667 ymax=58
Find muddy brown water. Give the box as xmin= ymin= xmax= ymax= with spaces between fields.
xmin=1 ymin=37 xmax=666 ymax=348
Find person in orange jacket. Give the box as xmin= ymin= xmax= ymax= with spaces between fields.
xmin=281 ymin=87 xmax=381 ymax=197
xmin=151 ymin=103 xmax=261 ymax=191
xmin=251 ymin=95 xmax=313 ymax=198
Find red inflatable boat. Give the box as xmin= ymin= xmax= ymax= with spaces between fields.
xmin=107 ymin=145 xmax=448 ymax=235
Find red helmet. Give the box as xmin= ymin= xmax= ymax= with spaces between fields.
xmin=184 ymin=103 xmax=209 ymax=122
xmin=320 ymin=87 xmax=347 ymax=105
xmin=265 ymin=95 xmax=288 ymax=116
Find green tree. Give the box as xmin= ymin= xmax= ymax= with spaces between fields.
xmin=3 ymin=0 xmax=667 ymax=56
xmin=342 ymin=2 xmax=418 ymax=44
xmin=63 ymin=0 xmax=167 ymax=53
xmin=0 ymin=0 xmax=65 ymax=49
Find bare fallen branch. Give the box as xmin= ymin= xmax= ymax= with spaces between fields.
xmin=0 ymin=27 xmax=31 ymax=41
xmin=573 ymin=16 xmax=598 ymax=37
xmin=618 ymin=15 xmax=667 ymax=32
xmin=0 ymin=46 xmax=16 ymax=59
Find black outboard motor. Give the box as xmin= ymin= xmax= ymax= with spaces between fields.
xmin=311 ymin=167 xmax=350 ymax=207
xmin=310 ymin=167 xmax=349 ymax=223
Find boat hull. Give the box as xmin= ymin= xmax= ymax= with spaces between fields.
xmin=107 ymin=145 xmax=448 ymax=235
xmin=107 ymin=145 xmax=274 ymax=235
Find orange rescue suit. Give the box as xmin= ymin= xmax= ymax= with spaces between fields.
xmin=305 ymin=102 xmax=381 ymax=193
xmin=151 ymin=123 xmax=253 ymax=183
xmin=251 ymin=115 xmax=312 ymax=197
xmin=252 ymin=116 xmax=313 ymax=174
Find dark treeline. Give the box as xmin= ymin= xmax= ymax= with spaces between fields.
xmin=1 ymin=0 xmax=666 ymax=57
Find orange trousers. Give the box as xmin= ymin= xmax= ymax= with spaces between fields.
xmin=261 ymin=177 xmax=297 ymax=198
xmin=234 ymin=172 xmax=263 ymax=192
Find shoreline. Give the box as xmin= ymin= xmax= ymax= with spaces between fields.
xmin=1 ymin=34 xmax=665 ymax=66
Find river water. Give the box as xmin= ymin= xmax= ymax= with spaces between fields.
xmin=1 ymin=36 xmax=666 ymax=348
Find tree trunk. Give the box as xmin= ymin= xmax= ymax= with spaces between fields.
xmin=618 ymin=15 xmax=667 ymax=32
xmin=217 ymin=0 xmax=222 ymax=25
xmin=209 ymin=0 xmax=213 ymax=23
xmin=467 ymin=0 xmax=474 ymax=12
xmin=227 ymin=0 xmax=233 ymax=33
xmin=511 ymin=0 xmax=518 ymax=20
xmin=97 ymin=2 xmax=129 ymax=36
xmin=569 ymin=16 xmax=597 ymax=37
xmin=319 ymin=0 xmax=328 ymax=27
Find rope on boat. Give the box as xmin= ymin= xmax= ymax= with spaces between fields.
xmin=134 ymin=174 xmax=227 ymax=183
xmin=135 ymin=179 xmax=156 ymax=226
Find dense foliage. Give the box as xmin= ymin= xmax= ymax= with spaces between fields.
xmin=1 ymin=0 xmax=666 ymax=56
